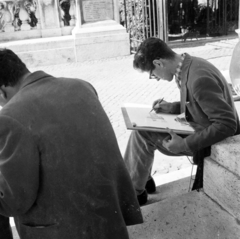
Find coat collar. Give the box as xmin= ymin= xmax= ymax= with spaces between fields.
xmin=179 ymin=53 xmax=193 ymax=113
xmin=20 ymin=71 xmax=51 ymax=90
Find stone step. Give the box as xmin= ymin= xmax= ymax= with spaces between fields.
xmin=0 ymin=36 xmax=76 ymax=67
xmin=128 ymin=190 xmax=240 ymax=239
xmin=145 ymin=166 xmax=197 ymax=206
xmin=0 ymin=22 xmax=130 ymax=67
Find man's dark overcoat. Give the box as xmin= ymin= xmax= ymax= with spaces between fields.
xmin=0 ymin=71 xmax=143 ymax=239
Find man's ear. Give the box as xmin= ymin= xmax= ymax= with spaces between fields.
xmin=0 ymin=87 xmax=8 ymax=106
xmin=0 ymin=87 xmax=7 ymax=100
xmin=153 ymin=59 xmax=164 ymax=68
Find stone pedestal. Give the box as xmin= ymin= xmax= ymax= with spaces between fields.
xmin=72 ymin=0 xmax=130 ymax=62
xmin=72 ymin=21 xmax=129 ymax=62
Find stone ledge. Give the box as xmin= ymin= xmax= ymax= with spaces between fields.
xmin=0 ymin=36 xmax=74 ymax=52
xmin=0 ymin=36 xmax=76 ymax=67
xmin=0 ymin=25 xmax=130 ymax=66
xmin=20 ymin=48 xmax=76 ymax=68
xmin=210 ymin=134 xmax=240 ymax=176
xmin=204 ymin=157 xmax=240 ymax=220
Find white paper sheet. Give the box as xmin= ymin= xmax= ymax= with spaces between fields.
xmin=123 ymin=103 xmax=195 ymax=134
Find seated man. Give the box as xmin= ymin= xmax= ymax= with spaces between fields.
xmin=0 ymin=48 xmax=143 ymax=239
xmin=124 ymin=37 xmax=240 ymax=205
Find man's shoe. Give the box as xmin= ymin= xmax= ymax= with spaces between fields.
xmin=137 ymin=190 xmax=148 ymax=206
xmin=145 ymin=176 xmax=156 ymax=194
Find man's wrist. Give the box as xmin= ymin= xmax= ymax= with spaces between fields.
xmin=182 ymin=138 xmax=192 ymax=153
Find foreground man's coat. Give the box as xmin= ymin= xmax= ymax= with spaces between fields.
xmin=0 ymin=71 xmax=143 ymax=239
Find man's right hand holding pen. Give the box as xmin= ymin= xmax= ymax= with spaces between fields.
xmin=151 ymin=98 xmax=177 ymax=114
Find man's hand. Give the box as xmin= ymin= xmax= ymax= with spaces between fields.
xmin=162 ymin=129 xmax=185 ymax=154
xmin=152 ymin=99 xmax=173 ymax=114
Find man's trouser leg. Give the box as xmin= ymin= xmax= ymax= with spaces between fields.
xmin=0 ymin=215 xmax=13 ymax=239
xmin=124 ymin=130 xmax=183 ymax=194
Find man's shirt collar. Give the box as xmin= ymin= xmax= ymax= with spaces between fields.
xmin=175 ymin=53 xmax=186 ymax=89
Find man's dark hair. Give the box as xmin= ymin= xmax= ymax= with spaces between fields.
xmin=133 ymin=37 xmax=176 ymax=72
xmin=0 ymin=48 xmax=28 ymax=87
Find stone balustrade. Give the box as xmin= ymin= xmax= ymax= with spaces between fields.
xmin=0 ymin=0 xmax=76 ymax=41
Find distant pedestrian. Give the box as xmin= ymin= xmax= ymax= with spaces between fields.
xmin=0 ymin=48 xmax=143 ymax=239
xmin=124 ymin=37 xmax=240 ymax=205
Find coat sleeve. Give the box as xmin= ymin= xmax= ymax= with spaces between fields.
xmin=0 ymin=115 xmax=39 ymax=216
xmin=170 ymin=101 xmax=181 ymax=114
xmin=183 ymin=77 xmax=237 ymax=152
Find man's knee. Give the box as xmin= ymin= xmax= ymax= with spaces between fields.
xmin=131 ymin=130 xmax=162 ymax=142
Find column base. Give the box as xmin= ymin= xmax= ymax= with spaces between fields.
xmin=72 ymin=21 xmax=130 ymax=62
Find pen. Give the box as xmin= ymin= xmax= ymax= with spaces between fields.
xmin=149 ymin=97 xmax=164 ymax=113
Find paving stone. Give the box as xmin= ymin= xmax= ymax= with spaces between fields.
xmin=128 ymin=190 xmax=240 ymax=239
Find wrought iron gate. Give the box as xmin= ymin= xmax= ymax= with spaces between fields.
xmin=124 ymin=0 xmax=239 ymax=52
xmin=123 ymin=0 xmax=167 ymax=53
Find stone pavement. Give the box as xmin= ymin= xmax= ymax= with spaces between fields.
xmin=28 ymin=36 xmax=239 ymax=177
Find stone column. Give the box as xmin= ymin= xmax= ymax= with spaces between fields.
xmin=37 ymin=0 xmax=62 ymax=37
xmin=72 ymin=0 xmax=130 ymax=62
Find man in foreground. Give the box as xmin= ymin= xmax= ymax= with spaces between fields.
xmin=0 ymin=48 xmax=143 ymax=238
xmin=124 ymin=37 xmax=240 ymax=205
